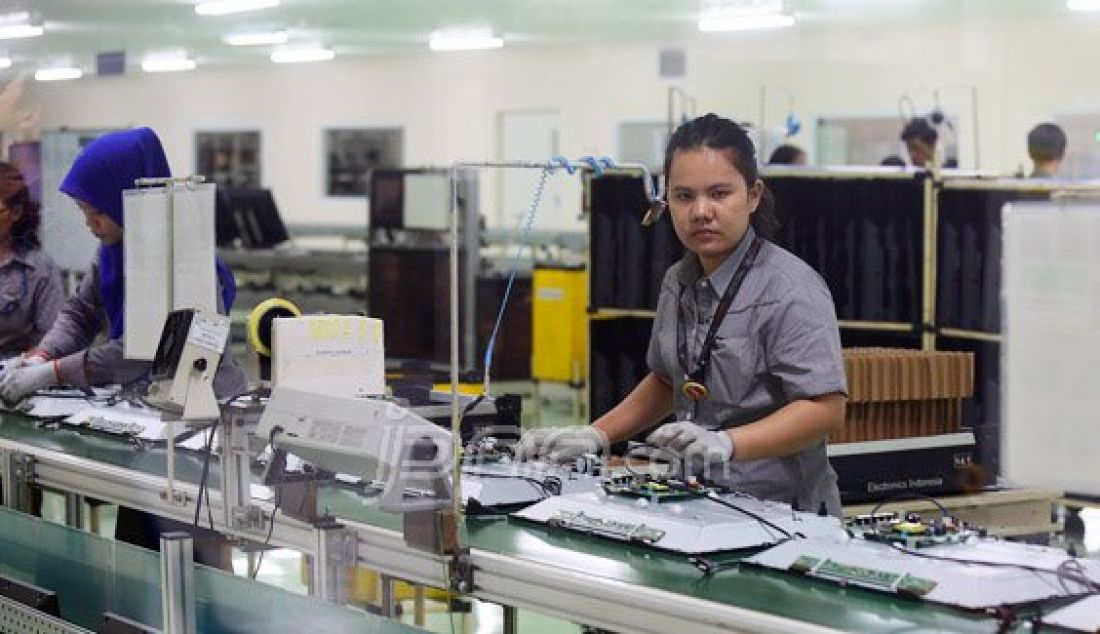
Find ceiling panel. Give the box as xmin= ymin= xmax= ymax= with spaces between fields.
xmin=0 ymin=0 xmax=1078 ymax=74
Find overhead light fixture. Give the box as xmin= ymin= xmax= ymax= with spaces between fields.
xmin=698 ymin=11 xmax=795 ymax=32
xmin=224 ymin=30 xmax=289 ymax=46
xmin=428 ymin=27 xmax=504 ymax=52
xmin=270 ymin=47 xmax=335 ymax=63
xmin=142 ymin=55 xmax=197 ymax=73
xmin=0 ymin=57 xmax=11 ymax=69
xmin=0 ymin=11 xmax=43 ymax=40
xmin=35 ymin=66 xmax=82 ymax=82
xmin=1068 ymin=0 xmax=1100 ymax=10
xmin=0 ymin=23 xmax=42 ymax=39
xmin=698 ymin=0 xmax=794 ymax=32
xmin=195 ymin=0 xmax=279 ymax=16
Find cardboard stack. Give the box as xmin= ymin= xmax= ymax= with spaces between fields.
xmin=836 ymin=348 xmax=975 ymax=444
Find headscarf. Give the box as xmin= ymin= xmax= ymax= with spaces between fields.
xmin=59 ymin=127 xmax=236 ymax=339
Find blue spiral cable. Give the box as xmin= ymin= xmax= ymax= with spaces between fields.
xmin=482 ymin=161 xmax=556 ymax=393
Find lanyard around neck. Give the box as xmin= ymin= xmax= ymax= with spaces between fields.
xmin=676 ymin=236 xmax=763 ymax=399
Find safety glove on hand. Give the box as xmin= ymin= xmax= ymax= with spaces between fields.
xmin=0 ymin=362 xmax=58 ymax=405
xmin=513 ymin=426 xmax=608 ymax=464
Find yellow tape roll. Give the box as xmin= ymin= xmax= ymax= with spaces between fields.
xmin=246 ymin=297 xmax=301 ymax=357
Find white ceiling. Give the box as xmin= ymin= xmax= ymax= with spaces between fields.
xmin=0 ymin=0 xmax=1079 ymax=74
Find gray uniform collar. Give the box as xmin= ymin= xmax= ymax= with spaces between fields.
xmin=676 ymin=225 xmax=759 ymax=296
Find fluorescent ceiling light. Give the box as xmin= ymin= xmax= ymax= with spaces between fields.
xmin=270 ymin=47 xmax=335 ymax=63
xmin=1068 ymin=0 xmax=1100 ymax=10
xmin=35 ymin=67 xmax=82 ymax=81
xmin=0 ymin=57 xmax=11 ymax=69
xmin=142 ymin=56 xmax=197 ymax=73
xmin=224 ymin=30 xmax=289 ymax=46
xmin=0 ymin=23 xmax=43 ymax=39
xmin=195 ymin=0 xmax=279 ymax=16
xmin=698 ymin=12 xmax=795 ymax=32
xmin=429 ymin=28 xmax=504 ymax=52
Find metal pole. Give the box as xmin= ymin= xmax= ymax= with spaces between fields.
xmin=503 ymin=605 xmax=518 ymax=634
xmin=160 ymin=532 xmax=196 ymax=634
xmin=379 ymin=573 xmax=396 ymax=618
xmin=63 ymin=492 xmax=82 ymax=529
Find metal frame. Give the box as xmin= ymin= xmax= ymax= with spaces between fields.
xmin=0 ymin=440 xmax=315 ymax=556
xmin=346 ymin=518 xmax=840 ymax=634
xmin=0 ymin=594 xmax=91 ymax=634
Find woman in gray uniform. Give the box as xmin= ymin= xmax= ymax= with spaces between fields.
xmin=516 ymin=114 xmax=848 ymax=515
xmin=0 ymin=127 xmax=245 ymax=403
xmin=0 ymin=162 xmax=64 ymax=357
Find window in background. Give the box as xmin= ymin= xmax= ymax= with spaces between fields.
xmin=324 ymin=128 xmax=403 ymax=198
xmin=816 ymin=115 xmax=959 ymax=167
xmin=195 ymin=131 xmax=261 ymax=188
xmin=8 ymin=141 xmax=40 ymax=204
xmin=616 ymin=120 xmax=669 ymax=173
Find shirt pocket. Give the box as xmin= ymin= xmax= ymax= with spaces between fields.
xmin=708 ymin=333 xmax=761 ymax=405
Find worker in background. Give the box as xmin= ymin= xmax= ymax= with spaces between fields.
xmin=0 ymin=127 xmax=246 ymax=403
xmin=900 ymin=117 xmax=938 ymax=168
xmin=0 ymin=127 xmax=246 ymax=567
xmin=767 ymin=144 xmax=807 ymax=166
xmin=516 ymin=114 xmax=848 ymax=515
xmin=0 ymin=162 xmax=63 ymax=357
xmin=1027 ymin=123 xmax=1067 ymax=178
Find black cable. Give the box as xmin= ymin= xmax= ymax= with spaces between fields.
xmin=193 ymin=423 xmax=218 ymax=527
xmin=889 ymin=543 xmax=1100 ymax=594
xmin=869 ymin=491 xmax=949 ymax=518
xmin=667 ymin=483 xmax=794 ymax=540
xmin=250 ymin=488 xmax=282 ymax=580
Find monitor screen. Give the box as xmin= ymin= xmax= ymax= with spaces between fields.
xmin=369 ymin=169 xmax=451 ymax=231
xmin=215 ymin=187 xmax=289 ymax=249
xmin=370 ymin=170 xmax=404 ymax=229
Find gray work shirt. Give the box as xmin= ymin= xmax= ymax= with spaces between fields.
xmin=646 ymin=226 xmax=848 ymax=515
xmin=36 ymin=259 xmax=246 ymax=397
xmin=0 ymin=249 xmax=64 ymax=356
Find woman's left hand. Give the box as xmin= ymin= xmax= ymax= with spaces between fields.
xmin=647 ymin=421 xmax=734 ymax=463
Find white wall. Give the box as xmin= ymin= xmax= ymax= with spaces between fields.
xmin=23 ymin=12 xmax=1100 ymax=228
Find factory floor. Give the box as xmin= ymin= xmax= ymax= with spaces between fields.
xmin=37 ymin=382 xmax=1100 ymax=633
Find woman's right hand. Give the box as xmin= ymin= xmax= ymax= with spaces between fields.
xmin=513 ymin=426 xmax=608 ymax=464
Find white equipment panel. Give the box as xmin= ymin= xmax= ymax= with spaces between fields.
xmin=123 ymin=183 xmax=217 ymax=360
xmin=272 ymin=315 xmax=385 ymax=398
xmin=1043 ymin=595 xmax=1100 ymax=632
xmin=746 ymin=536 xmax=1100 ymax=609
xmin=513 ymin=490 xmax=845 ymax=554
xmin=1002 ymin=201 xmax=1100 ymax=496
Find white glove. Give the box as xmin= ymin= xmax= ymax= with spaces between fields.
xmin=0 ymin=362 xmax=58 ymax=405
xmin=0 ymin=352 xmax=46 ymax=375
xmin=647 ymin=421 xmax=734 ymax=464
xmin=513 ymin=426 xmax=608 ymax=463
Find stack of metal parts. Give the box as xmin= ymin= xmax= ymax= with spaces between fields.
xmin=835 ymin=348 xmax=974 ymax=443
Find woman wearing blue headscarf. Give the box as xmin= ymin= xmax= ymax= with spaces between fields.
xmin=0 ymin=127 xmax=245 ymax=403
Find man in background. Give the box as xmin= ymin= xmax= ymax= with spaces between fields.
xmin=900 ymin=117 xmax=938 ymax=168
xmin=1027 ymin=122 xmax=1067 ymax=178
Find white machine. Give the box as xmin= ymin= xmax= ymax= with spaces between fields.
xmin=122 ymin=178 xmax=218 ymax=361
xmin=144 ymin=309 xmax=229 ymax=421
xmin=254 ymin=386 xmax=453 ymax=512
xmin=1002 ymin=200 xmax=1100 ymax=497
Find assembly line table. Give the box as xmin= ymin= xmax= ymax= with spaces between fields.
xmin=0 ymin=411 xmax=1069 ymax=633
